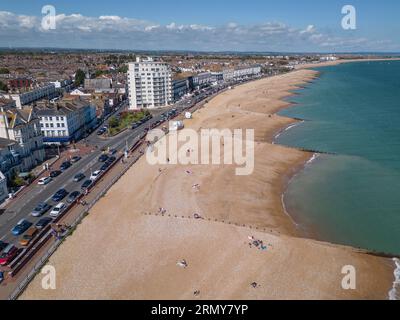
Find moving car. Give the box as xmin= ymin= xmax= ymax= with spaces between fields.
xmin=0 ymin=245 xmax=19 ymax=266
xmin=19 ymin=227 xmax=38 ymax=246
xmin=50 ymin=203 xmax=66 ymax=217
xmin=52 ymin=189 xmax=69 ymax=202
xmin=38 ymin=176 xmax=52 ymax=185
xmin=35 ymin=217 xmax=53 ymax=229
xmin=12 ymin=219 xmax=33 ymax=236
xmin=31 ymin=202 xmax=51 ymax=217
xmin=81 ymin=180 xmax=93 ymax=191
xmin=98 ymin=154 xmax=109 ymax=162
xmin=50 ymin=170 xmax=62 ymax=178
xmin=90 ymin=170 xmax=102 ymax=181
xmin=73 ymin=173 xmax=86 ymax=182
xmin=71 ymin=156 xmax=82 ymax=163
xmin=67 ymin=191 xmax=81 ymax=203
xmin=60 ymin=161 xmax=72 ymax=171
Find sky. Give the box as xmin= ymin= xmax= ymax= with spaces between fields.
xmin=0 ymin=0 xmax=399 ymax=52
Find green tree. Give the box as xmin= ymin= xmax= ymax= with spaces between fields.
xmin=0 ymin=80 xmax=8 ymax=92
xmin=117 ymin=65 xmax=128 ymax=73
xmin=74 ymin=69 xmax=86 ymax=86
xmin=108 ymin=116 xmax=119 ymax=128
xmin=0 ymin=67 xmax=9 ymax=74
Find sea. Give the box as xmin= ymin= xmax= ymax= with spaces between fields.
xmin=274 ymin=61 xmax=400 ymax=299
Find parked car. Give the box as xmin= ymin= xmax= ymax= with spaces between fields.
xmin=109 ymin=149 xmax=117 ymax=155
xmin=31 ymin=202 xmax=51 ymax=217
xmin=60 ymin=161 xmax=72 ymax=171
xmin=50 ymin=203 xmax=66 ymax=217
xmin=73 ymin=173 xmax=86 ymax=182
xmin=38 ymin=176 xmax=52 ymax=185
xmin=97 ymin=128 xmax=106 ymax=135
xmin=0 ymin=245 xmax=19 ymax=266
xmin=19 ymin=227 xmax=38 ymax=246
xmin=0 ymin=271 xmax=3 ymax=284
xmin=67 ymin=191 xmax=81 ymax=203
xmin=98 ymin=154 xmax=109 ymax=162
xmin=50 ymin=170 xmax=62 ymax=178
xmin=107 ymin=156 xmax=117 ymax=163
xmin=100 ymin=163 xmax=110 ymax=171
xmin=12 ymin=219 xmax=33 ymax=236
xmin=0 ymin=241 xmax=8 ymax=253
xmin=90 ymin=170 xmax=102 ymax=181
xmin=35 ymin=217 xmax=53 ymax=230
xmin=52 ymin=189 xmax=68 ymax=202
xmin=132 ymin=122 xmax=140 ymax=130
xmin=81 ymin=180 xmax=93 ymax=191
xmin=71 ymin=156 xmax=82 ymax=163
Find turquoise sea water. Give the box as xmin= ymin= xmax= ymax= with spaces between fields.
xmin=275 ymin=61 xmax=400 ymax=255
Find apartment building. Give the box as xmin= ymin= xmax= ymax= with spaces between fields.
xmin=36 ymin=98 xmax=96 ymax=145
xmin=128 ymin=57 xmax=172 ymax=110
xmin=0 ymin=107 xmax=45 ymax=171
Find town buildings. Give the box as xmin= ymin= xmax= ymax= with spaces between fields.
xmin=0 ymin=137 xmax=23 ymax=179
xmin=2 ymin=83 xmax=57 ymax=108
xmin=84 ymin=78 xmax=112 ymax=90
xmin=222 ymin=65 xmax=262 ymax=82
xmin=36 ymin=98 xmax=96 ymax=145
xmin=0 ymin=106 xmax=45 ymax=171
xmin=172 ymin=78 xmax=190 ymax=101
xmin=128 ymin=57 xmax=172 ymax=110
xmin=0 ymin=171 xmax=9 ymax=203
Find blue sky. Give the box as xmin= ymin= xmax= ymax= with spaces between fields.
xmin=0 ymin=0 xmax=399 ymax=52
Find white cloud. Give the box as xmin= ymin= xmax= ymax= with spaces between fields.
xmin=0 ymin=10 xmax=396 ymax=52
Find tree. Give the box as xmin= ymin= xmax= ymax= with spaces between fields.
xmin=0 ymin=80 xmax=8 ymax=92
xmin=117 ymin=65 xmax=128 ymax=73
xmin=0 ymin=67 xmax=9 ymax=74
xmin=74 ymin=69 xmax=86 ymax=86
xmin=108 ymin=116 xmax=119 ymax=128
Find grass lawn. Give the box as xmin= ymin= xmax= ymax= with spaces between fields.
xmin=108 ymin=110 xmax=151 ymax=136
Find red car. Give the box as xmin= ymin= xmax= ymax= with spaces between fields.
xmin=0 ymin=244 xmax=19 ymax=266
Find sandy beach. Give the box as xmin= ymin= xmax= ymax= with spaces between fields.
xmin=20 ymin=67 xmax=395 ymax=300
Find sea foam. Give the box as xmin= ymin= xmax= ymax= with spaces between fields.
xmin=389 ymin=258 xmax=400 ymax=300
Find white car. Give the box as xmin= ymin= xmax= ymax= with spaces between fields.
xmin=50 ymin=203 xmax=65 ymax=217
xmin=38 ymin=176 xmax=52 ymax=185
xmin=90 ymin=170 xmax=102 ymax=181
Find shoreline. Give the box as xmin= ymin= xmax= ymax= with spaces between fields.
xmin=20 ymin=66 xmax=396 ymax=300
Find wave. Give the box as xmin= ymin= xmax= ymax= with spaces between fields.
xmin=274 ymin=121 xmax=304 ymax=142
xmin=306 ymin=153 xmax=320 ymax=165
xmin=389 ymin=258 xmax=400 ymax=300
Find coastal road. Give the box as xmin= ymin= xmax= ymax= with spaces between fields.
xmin=0 ymin=89 xmax=216 ymax=252
xmin=0 ymin=100 xmax=183 ymax=250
